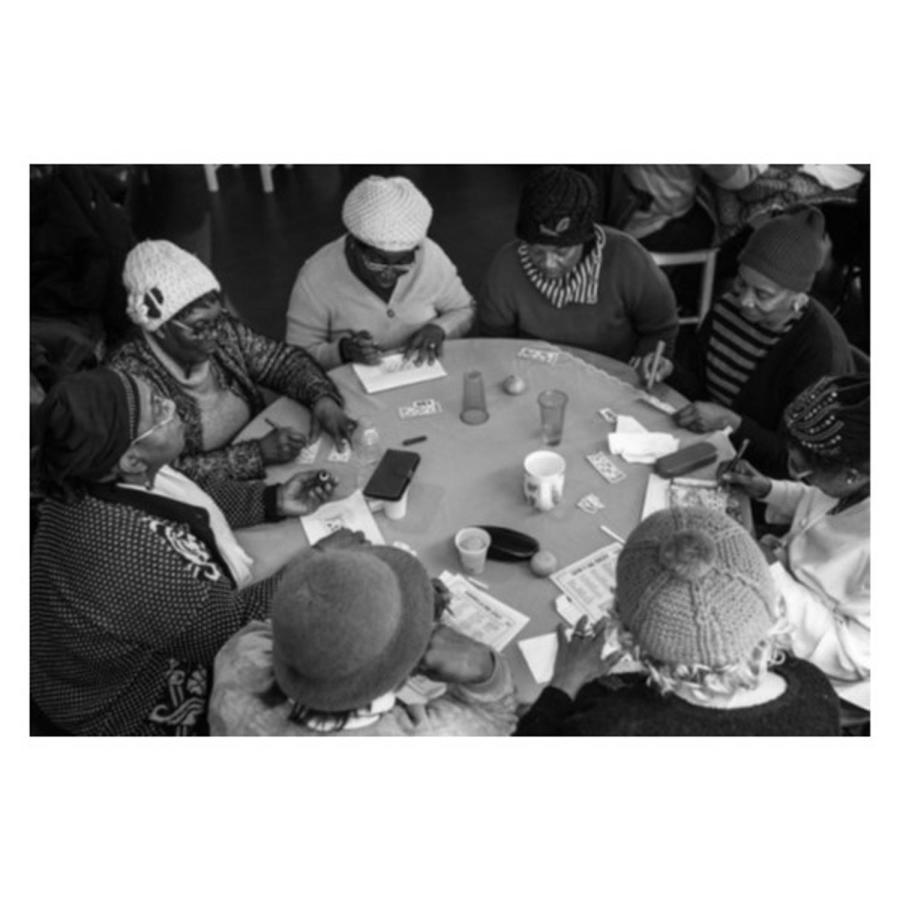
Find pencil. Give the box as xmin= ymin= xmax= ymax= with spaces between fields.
xmin=600 ymin=524 xmax=625 ymax=544
xmin=725 ymin=438 xmax=751 ymax=476
xmin=647 ymin=340 xmax=665 ymax=390
xmin=264 ymin=417 xmax=280 ymax=430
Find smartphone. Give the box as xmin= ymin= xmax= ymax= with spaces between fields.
xmin=363 ymin=449 xmax=421 ymax=502
xmin=654 ymin=441 xmax=718 ymax=479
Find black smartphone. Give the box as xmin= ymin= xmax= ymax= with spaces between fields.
xmin=362 ymin=449 xmax=421 ymax=502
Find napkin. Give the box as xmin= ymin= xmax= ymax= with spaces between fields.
xmin=608 ymin=431 xmax=679 ymax=463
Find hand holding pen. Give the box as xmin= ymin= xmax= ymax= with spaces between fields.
xmin=629 ymin=340 xmax=673 ymax=390
xmin=339 ymin=330 xmax=383 ymax=366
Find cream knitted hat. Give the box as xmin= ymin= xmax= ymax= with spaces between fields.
xmin=615 ymin=507 xmax=776 ymax=669
xmin=341 ymin=176 xmax=433 ymax=252
xmin=123 ymin=240 xmax=221 ymax=332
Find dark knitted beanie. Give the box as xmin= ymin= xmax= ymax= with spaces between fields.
xmin=615 ymin=507 xmax=776 ymax=669
xmin=271 ymin=545 xmax=435 ymax=712
xmin=516 ymin=166 xmax=597 ymax=246
xmin=738 ymin=205 xmax=828 ymax=292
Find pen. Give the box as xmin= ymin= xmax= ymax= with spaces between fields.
xmin=402 ymin=435 xmax=427 ymax=446
xmin=600 ymin=524 xmax=625 ymax=544
xmin=646 ymin=340 xmax=665 ymax=391
xmin=265 ymin=417 xmax=280 ymax=430
xmin=724 ymin=438 xmax=751 ymax=476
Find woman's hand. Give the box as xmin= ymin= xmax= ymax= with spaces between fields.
xmin=549 ymin=617 xmax=625 ymax=700
xmin=717 ymin=458 xmax=772 ymax=500
xmin=673 ymin=401 xmax=741 ymax=434
xmin=277 ymin=469 xmax=337 ymax=517
xmin=757 ymin=533 xmax=783 ymax=565
xmin=418 ymin=625 xmax=494 ymax=685
xmin=403 ymin=323 xmax=445 ymax=366
xmin=629 ymin=352 xmax=674 ymax=388
xmin=339 ymin=330 xmax=382 ymax=366
xmin=314 ymin=527 xmax=368 ymax=551
xmin=259 ymin=426 xmax=307 ymax=465
xmin=310 ymin=397 xmax=357 ymax=450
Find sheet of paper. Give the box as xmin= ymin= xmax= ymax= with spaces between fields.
xmin=438 ymin=571 xmax=529 ymax=651
xmin=550 ymin=543 xmax=622 ymax=621
xmin=299 ymin=489 xmax=385 ymax=546
xmin=518 ymin=630 xmax=642 ymax=684
xmin=614 ymin=415 xmax=648 ymax=434
xmin=297 ymin=437 xmax=322 ymax=465
xmin=352 ymin=353 xmax=448 ymax=394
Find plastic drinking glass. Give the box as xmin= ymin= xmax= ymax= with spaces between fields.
xmin=460 ymin=370 xmax=489 ymax=425
xmin=538 ymin=389 xmax=568 ymax=446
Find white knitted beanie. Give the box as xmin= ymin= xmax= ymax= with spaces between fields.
xmin=341 ymin=176 xmax=433 ymax=252
xmin=123 ymin=240 xmax=221 ymax=332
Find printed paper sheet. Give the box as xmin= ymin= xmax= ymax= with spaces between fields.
xmin=352 ymin=353 xmax=447 ymax=394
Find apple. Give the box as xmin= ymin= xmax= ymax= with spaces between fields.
xmin=530 ymin=549 xmax=558 ymax=577
xmin=502 ymin=374 xmax=526 ymax=395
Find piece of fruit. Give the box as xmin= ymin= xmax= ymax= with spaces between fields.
xmin=530 ymin=549 xmax=558 ymax=577
xmin=502 ymin=375 xmax=526 ymax=395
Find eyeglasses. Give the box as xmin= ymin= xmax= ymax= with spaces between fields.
xmin=131 ymin=395 xmax=177 ymax=446
xmin=356 ymin=242 xmax=417 ymax=275
xmin=170 ymin=312 xmax=225 ymax=340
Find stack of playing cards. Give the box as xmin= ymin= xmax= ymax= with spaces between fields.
xmin=398 ymin=398 xmax=443 ymax=419
xmin=517 ymin=346 xmax=560 ymax=365
xmin=586 ymin=449 xmax=626 ymax=483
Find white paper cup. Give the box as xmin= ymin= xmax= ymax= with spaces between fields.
xmin=454 ymin=526 xmax=491 ymax=575
xmin=383 ymin=488 xmax=409 ymax=520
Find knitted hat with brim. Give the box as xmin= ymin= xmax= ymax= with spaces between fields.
xmin=272 ymin=545 xmax=435 ymax=712
xmin=738 ymin=205 xmax=828 ymax=292
xmin=615 ymin=508 xmax=776 ymax=669
xmin=124 ymin=239 xmax=221 ymax=332
xmin=341 ymin=176 xmax=433 ymax=252
xmin=515 ymin=166 xmax=597 ymax=247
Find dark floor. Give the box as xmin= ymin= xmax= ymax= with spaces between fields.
xmin=208 ymin=164 xmax=531 ymax=341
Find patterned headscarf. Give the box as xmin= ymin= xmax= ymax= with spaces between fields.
xmin=783 ymin=374 xmax=870 ymax=461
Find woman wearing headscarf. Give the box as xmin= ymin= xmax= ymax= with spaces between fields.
xmin=109 ymin=240 xmax=355 ymax=482
xmin=209 ymin=546 xmax=517 ymax=736
xmin=515 ymin=507 xmax=840 ymax=736
xmin=478 ymin=165 xmax=679 ymax=362
xmin=720 ymin=375 xmax=870 ymax=711
xmin=285 ymin=175 xmax=474 ymax=370
xmin=633 ymin=205 xmax=855 ymax=477
xmin=31 ymin=368 xmax=338 ymax=736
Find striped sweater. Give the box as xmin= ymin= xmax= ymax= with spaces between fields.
xmin=670 ymin=296 xmax=854 ymax=477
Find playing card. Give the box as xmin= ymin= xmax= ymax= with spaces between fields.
xmin=327 ymin=444 xmax=352 ymax=462
xmin=597 ymin=408 xmax=618 ymax=425
xmin=577 ymin=493 xmax=605 ymax=514
xmin=398 ymin=399 xmax=442 ymax=419
xmin=586 ymin=450 xmax=626 ymax=483
xmin=297 ymin=438 xmax=322 ymax=464
xmin=517 ymin=346 xmax=559 ymax=365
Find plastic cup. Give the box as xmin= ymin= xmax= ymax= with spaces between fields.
xmin=454 ymin=526 xmax=491 ymax=575
xmin=383 ymin=487 xmax=409 ymax=520
xmin=460 ymin=371 xmax=489 ymax=425
xmin=538 ymin=389 xmax=568 ymax=446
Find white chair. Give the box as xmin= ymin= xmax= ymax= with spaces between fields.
xmin=203 ymin=165 xmax=293 ymax=194
xmin=650 ymin=248 xmax=718 ymax=326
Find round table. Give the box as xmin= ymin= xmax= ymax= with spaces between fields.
xmin=237 ymin=338 xmax=729 ymax=702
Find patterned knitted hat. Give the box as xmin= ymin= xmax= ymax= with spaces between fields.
xmin=516 ymin=166 xmax=597 ymax=247
xmin=615 ymin=508 xmax=776 ymax=669
xmin=783 ymin=374 xmax=870 ymax=461
xmin=123 ymin=240 xmax=221 ymax=332
xmin=271 ymin=545 xmax=435 ymax=712
xmin=341 ymin=176 xmax=433 ymax=252
xmin=738 ymin=205 xmax=828 ymax=292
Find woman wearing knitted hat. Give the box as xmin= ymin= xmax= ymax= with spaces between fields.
xmin=108 ymin=240 xmax=354 ymax=483
xmin=209 ymin=546 xmax=518 ymax=736
xmin=515 ymin=507 xmax=840 ymax=736
xmin=633 ymin=205 xmax=854 ymax=477
xmin=720 ymin=374 xmax=870 ymax=713
xmin=285 ymin=175 xmax=475 ymax=370
xmin=478 ymin=166 xmax=679 ymax=362
xmin=31 ymin=368 xmax=343 ymax=736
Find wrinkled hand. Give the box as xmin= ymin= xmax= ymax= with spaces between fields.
xmin=418 ymin=625 xmax=494 ymax=685
xmin=339 ymin=330 xmax=382 ymax=366
xmin=673 ymin=401 xmax=741 ymax=434
xmin=259 ymin=426 xmax=307 ymax=465
xmin=310 ymin=397 xmax=357 ymax=450
xmin=629 ymin=352 xmax=674 ymax=388
xmin=314 ymin=526 xmax=369 ymax=551
xmin=757 ymin=533 xmax=783 ymax=565
xmin=277 ymin=469 xmax=337 ymax=517
xmin=717 ymin=458 xmax=772 ymax=500
xmin=403 ymin=323 xmax=445 ymax=366
xmin=550 ymin=617 xmax=625 ymax=700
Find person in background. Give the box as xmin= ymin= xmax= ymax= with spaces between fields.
xmin=622 ymin=164 xmax=767 ymax=251
xmin=109 ymin=240 xmax=354 ymax=482
xmin=634 ymin=205 xmax=854 ymax=477
xmin=478 ymin=166 xmax=679 ymax=362
xmin=515 ymin=507 xmax=840 ymax=736
xmin=31 ymin=368 xmax=338 ymax=736
xmin=285 ymin=175 xmax=474 ymax=370
xmin=210 ymin=545 xmax=517 ymax=736
xmin=720 ymin=374 xmax=870 ymax=713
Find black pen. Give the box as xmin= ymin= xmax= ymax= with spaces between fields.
xmin=724 ymin=438 xmax=751 ymax=476
xmin=402 ymin=435 xmax=427 ymax=446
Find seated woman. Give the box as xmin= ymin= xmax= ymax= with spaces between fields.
xmin=31 ymin=368 xmax=338 ymax=736
xmin=720 ymin=374 xmax=870 ymax=712
xmin=209 ymin=546 xmax=517 ymax=736
xmin=515 ymin=507 xmax=840 ymax=736
xmin=285 ymin=175 xmax=475 ymax=370
xmin=634 ymin=205 xmax=854 ymax=477
xmin=478 ymin=165 xmax=679 ymax=362
xmin=109 ymin=240 xmax=354 ymax=482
